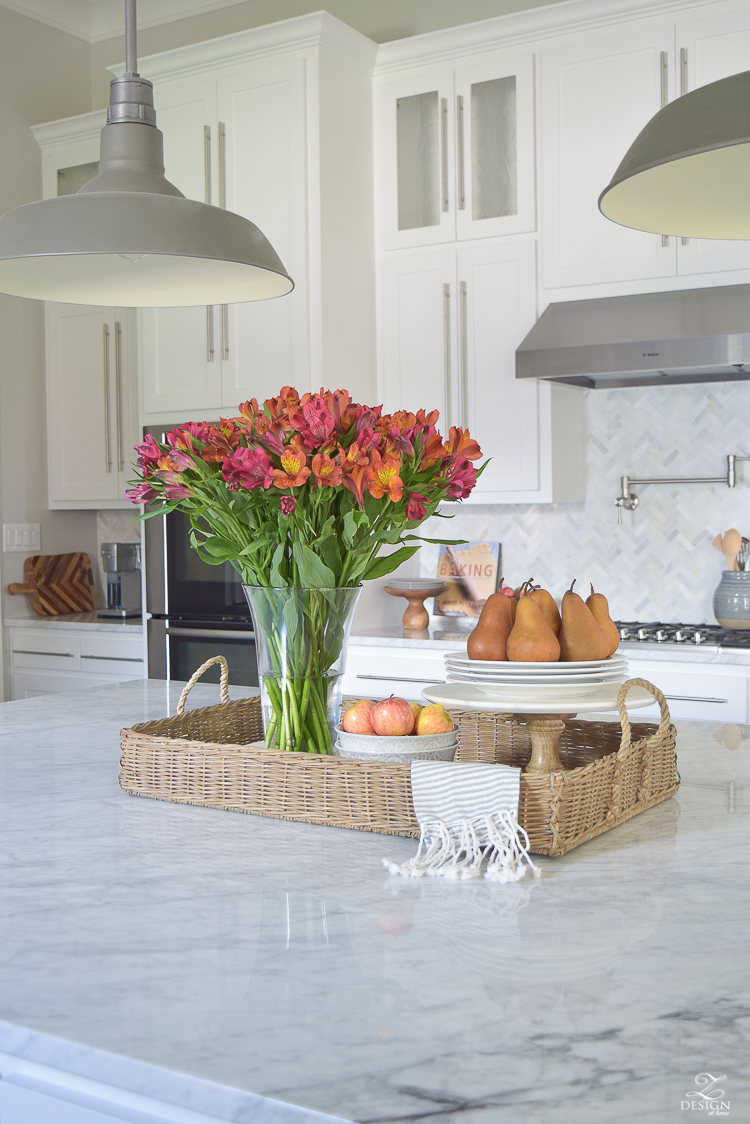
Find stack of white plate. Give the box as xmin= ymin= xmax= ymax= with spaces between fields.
xmin=444 ymin=651 xmax=629 ymax=703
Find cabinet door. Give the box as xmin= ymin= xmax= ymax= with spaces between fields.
xmin=46 ymin=304 xmax=122 ymax=504
xmin=218 ymin=58 xmax=309 ymax=407
xmin=379 ymin=250 xmax=458 ymax=424
xmin=540 ymin=26 xmax=676 ymax=288
xmin=676 ymin=10 xmax=750 ymax=277
xmin=378 ymin=70 xmax=457 ymax=251
xmin=454 ymin=54 xmax=535 ymax=242
xmin=140 ymin=77 xmax=222 ymax=415
xmin=458 ymin=239 xmax=540 ymax=497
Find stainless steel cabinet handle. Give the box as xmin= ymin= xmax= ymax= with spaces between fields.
xmin=680 ymin=47 xmax=688 ymax=96
xmin=221 ymin=305 xmax=229 ymax=361
xmin=218 ymin=121 xmax=227 ymax=209
xmin=14 ymin=649 xmax=75 ymax=658
xmin=443 ymin=282 xmax=451 ymax=428
xmin=456 ymin=94 xmax=466 ymax=211
xmin=203 ymin=124 xmax=212 ymax=203
xmin=206 ymin=306 xmax=215 ymax=362
xmin=356 ymin=674 xmax=443 ymax=684
xmin=662 ymin=234 xmax=669 ymax=247
xmin=114 ymin=321 xmax=124 ymax=472
xmin=218 ymin=122 xmax=229 ymax=360
xmin=81 ymin=654 xmax=144 ymax=663
xmin=459 ymin=279 xmax=468 ymax=428
xmin=660 ymin=50 xmax=668 ymax=108
xmin=664 ymin=694 xmax=728 ymax=705
xmin=167 ymin=626 xmax=255 ymax=640
xmin=102 ymin=324 xmax=112 ymax=473
xmin=440 ymin=97 xmax=449 ymax=212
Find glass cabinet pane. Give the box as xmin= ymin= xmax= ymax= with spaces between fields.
xmin=471 ymin=76 xmax=517 ymax=221
xmin=57 ymin=162 xmax=98 ymax=196
xmin=396 ymin=91 xmax=440 ymax=231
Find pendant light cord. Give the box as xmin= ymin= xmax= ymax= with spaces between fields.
xmin=124 ymin=0 xmax=138 ymax=77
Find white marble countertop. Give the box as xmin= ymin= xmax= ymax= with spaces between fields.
xmin=3 ymin=612 xmax=144 ymax=633
xmin=0 ymin=680 xmax=748 ymax=1123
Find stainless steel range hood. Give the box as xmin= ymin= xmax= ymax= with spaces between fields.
xmin=516 ymin=282 xmax=750 ymax=389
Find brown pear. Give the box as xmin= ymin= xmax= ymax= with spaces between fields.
xmin=506 ymin=595 xmax=561 ymax=662
xmin=528 ymin=585 xmax=561 ymax=636
xmin=559 ymin=580 xmax=610 ymax=661
xmin=586 ymin=584 xmax=620 ymax=656
xmin=467 ymin=591 xmax=513 ymax=660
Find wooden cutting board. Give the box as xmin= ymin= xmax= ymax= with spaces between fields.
xmin=7 ymin=552 xmax=97 ymax=615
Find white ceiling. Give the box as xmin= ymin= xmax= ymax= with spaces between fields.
xmin=0 ymin=0 xmax=249 ymax=42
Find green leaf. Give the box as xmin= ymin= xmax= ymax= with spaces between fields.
xmin=270 ymin=543 xmax=287 ymax=587
xmin=362 ymin=545 xmax=421 ymax=582
xmin=292 ymin=542 xmax=336 ymax=588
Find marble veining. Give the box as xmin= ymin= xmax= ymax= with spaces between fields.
xmin=3 ymin=612 xmax=144 ymax=633
xmin=0 ymin=681 xmax=747 ymax=1123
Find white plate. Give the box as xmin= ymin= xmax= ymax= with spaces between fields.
xmin=464 ymin=680 xmax=619 ymax=701
xmin=445 ymin=654 xmax=627 ymax=673
xmin=386 ymin=579 xmax=447 ymax=590
xmin=446 ymin=671 xmax=626 ymax=686
xmin=422 ymin=680 xmax=657 ymax=715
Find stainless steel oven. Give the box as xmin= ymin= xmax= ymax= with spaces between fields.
xmin=143 ymin=426 xmax=258 ymax=687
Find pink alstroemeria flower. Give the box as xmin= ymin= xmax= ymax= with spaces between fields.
xmin=280 ymin=495 xmax=298 ymax=516
xmin=125 ymin=483 xmax=158 ymax=504
xmin=222 ymin=447 xmax=274 ymax=491
xmin=134 ymin=433 xmax=162 ymax=471
xmin=406 ymin=493 xmax=427 ymax=521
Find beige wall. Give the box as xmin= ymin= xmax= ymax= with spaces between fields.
xmin=89 ymin=0 xmax=562 ymax=105
xmin=0 ymin=8 xmax=95 ymax=657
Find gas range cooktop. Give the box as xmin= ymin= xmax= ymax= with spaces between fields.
xmin=615 ymin=621 xmax=750 ymax=649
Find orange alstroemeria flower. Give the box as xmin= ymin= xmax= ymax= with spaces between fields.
xmin=445 ymin=426 xmax=482 ymax=462
xmin=341 ymin=461 xmax=372 ymax=507
xmin=272 ymin=439 xmax=311 ymax=490
xmin=311 ymin=452 xmax=343 ymax=488
xmin=420 ymin=431 xmax=447 ymax=469
xmin=265 ymin=386 xmax=300 ymax=430
xmin=338 ymin=440 xmax=372 ymax=469
xmin=367 ymin=451 xmax=403 ymax=502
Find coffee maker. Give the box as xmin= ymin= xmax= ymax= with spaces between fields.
xmin=99 ymin=542 xmax=142 ymax=618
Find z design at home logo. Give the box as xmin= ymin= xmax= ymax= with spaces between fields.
xmin=681 ymin=1073 xmax=730 ymax=1115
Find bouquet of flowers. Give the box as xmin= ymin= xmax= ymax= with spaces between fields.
xmin=128 ymin=386 xmax=483 ymax=753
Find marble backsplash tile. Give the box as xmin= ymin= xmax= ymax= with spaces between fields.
xmin=419 ymin=381 xmax=750 ymax=624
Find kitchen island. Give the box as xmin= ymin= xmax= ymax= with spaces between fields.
xmin=0 ymin=680 xmax=747 ymax=1123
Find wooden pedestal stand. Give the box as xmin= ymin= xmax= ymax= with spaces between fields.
xmin=385 ymin=583 xmax=448 ymax=630
xmin=521 ymin=714 xmax=575 ymax=772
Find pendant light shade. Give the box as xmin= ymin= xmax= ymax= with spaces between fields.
xmin=599 ymin=69 xmax=750 ymax=239
xmin=0 ymin=0 xmax=293 ymax=307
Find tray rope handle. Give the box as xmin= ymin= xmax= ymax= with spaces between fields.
xmin=617 ymin=677 xmax=671 ymax=754
xmin=176 ymin=655 xmax=230 ymax=716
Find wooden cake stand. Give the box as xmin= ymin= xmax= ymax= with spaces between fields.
xmin=384 ymin=582 xmax=448 ymax=630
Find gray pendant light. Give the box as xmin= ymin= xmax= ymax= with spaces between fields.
xmin=599 ymin=69 xmax=750 ymax=239
xmin=0 ymin=0 xmax=293 ymax=307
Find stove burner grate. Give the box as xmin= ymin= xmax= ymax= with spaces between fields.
xmin=614 ymin=621 xmax=750 ymax=648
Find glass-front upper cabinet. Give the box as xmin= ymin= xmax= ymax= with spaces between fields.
xmin=377 ymin=53 xmax=535 ymax=249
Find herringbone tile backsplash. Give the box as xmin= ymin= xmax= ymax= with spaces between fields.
xmin=419 ymin=383 xmax=750 ymax=624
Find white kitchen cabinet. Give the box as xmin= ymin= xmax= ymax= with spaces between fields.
xmin=377 ymin=52 xmax=535 ymax=251
xmin=135 ymin=13 xmax=376 ymax=422
xmin=628 ymin=659 xmax=749 ymax=723
xmin=675 ymin=7 xmax=750 ymax=277
xmin=343 ymin=645 xmax=448 ymax=700
xmin=45 ymin=303 xmax=138 ymax=509
xmin=8 ymin=626 xmax=146 ymax=699
xmin=380 ymin=238 xmax=584 ymax=502
xmin=140 ymin=60 xmax=309 ymax=415
xmin=539 ymin=24 xmax=677 ymax=289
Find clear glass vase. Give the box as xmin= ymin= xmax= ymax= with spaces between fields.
xmin=243 ymin=585 xmax=362 ymax=754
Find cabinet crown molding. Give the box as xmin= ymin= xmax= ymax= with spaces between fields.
xmin=108 ymin=10 xmax=377 ymax=82
xmin=374 ymin=0 xmax=738 ymax=73
xmin=32 ymin=109 xmax=106 ymax=148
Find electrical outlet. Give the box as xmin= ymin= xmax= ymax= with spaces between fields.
xmin=3 ymin=524 xmax=41 ymax=553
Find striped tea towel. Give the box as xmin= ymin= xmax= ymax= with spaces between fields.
xmin=384 ymin=760 xmax=540 ymax=883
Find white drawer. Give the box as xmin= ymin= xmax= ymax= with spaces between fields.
xmin=80 ymin=636 xmax=145 ymax=679
xmin=344 ymin=648 xmax=447 ymax=701
xmin=11 ymin=669 xmax=83 ymax=698
xmin=10 ymin=632 xmax=80 ymax=671
xmin=629 ymin=663 xmax=749 ymax=723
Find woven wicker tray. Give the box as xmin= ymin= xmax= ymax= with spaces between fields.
xmin=119 ymin=658 xmax=679 ymax=856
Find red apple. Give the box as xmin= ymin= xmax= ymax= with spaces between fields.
xmin=415 ymin=703 xmax=454 ymax=736
xmin=501 ymin=586 xmax=516 ymax=598
xmin=408 ymin=701 xmax=423 ymax=734
xmin=370 ymin=696 xmax=415 ymax=736
xmin=342 ymin=699 xmax=375 ymax=734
